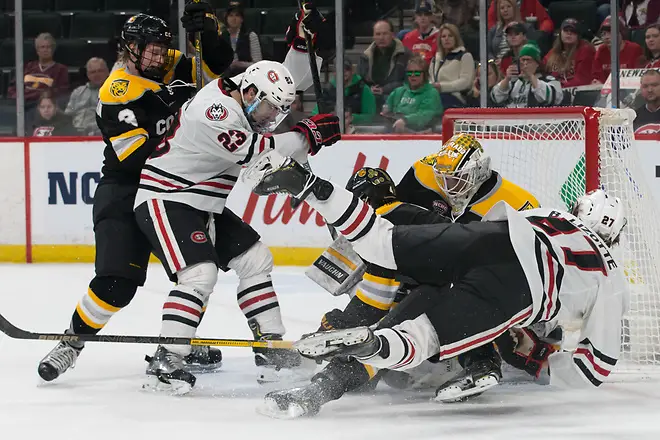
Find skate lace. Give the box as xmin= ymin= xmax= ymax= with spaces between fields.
xmin=44 ymin=343 xmax=79 ymax=373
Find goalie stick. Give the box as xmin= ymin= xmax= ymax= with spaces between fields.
xmin=0 ymin=312 xmax=293 ymax=349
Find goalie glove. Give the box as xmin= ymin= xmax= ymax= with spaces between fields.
xmin=292 ymin=114 xmax=341 ymax=155
xmin=496 ymin=328 xmax=557 ymax=378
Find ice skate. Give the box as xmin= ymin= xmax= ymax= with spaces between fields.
xmin=258 ymin=382 xmax=330 ymax=419
xmin=146 ymin=344 xmax=223 ymax=374
xmin=249 ymin=320 xmax=313 ymax=384
xmin=37 ymin=337 xmax=84 ymax=382
xmin=143 ymin=345 xmax=196 ymax=395
xmin=433 ymin=355 xmax=502 ymax=403
xmin=294 ymin=326 xmax=380 ymax=360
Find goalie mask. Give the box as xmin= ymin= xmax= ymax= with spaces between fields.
xmin=346 ymin=167 xmax=398 ymax=209
xmin=240 ymin=61 xmax=296 ymax=133
xmin=424 ymin=133 xmax=492 ymax=218
xmin=572 ymin=189 xmax=627 ymax=247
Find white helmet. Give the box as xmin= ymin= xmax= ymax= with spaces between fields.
xmin=572 ymin=189 xmax=627 ymax=247
xmin=240 ymin=60 xmax=296 ymax=133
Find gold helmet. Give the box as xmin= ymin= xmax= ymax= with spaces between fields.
xmin=422 ymin=133 xmax=492 ymax=217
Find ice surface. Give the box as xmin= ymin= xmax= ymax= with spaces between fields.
xmin=1 ymin=264 xmax=660 ymax=440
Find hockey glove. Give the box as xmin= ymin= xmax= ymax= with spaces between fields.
xmin=285 ymin=2 xmax=324 ymax=52
xmin=181 ymin=1 xmax=218 ymax=34
xmin=496 ymin=328 xmax=557 ymax=378
xmin=292 ymin=114 xmax=341 ymax=155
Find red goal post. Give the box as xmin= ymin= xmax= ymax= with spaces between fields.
xmin=442 ymin=106 xmax=660 ymax=370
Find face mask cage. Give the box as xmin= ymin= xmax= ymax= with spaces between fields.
xmin=123 ymin=39 xmax=174 ymax=82
xmin=244 ymin=94 xmax=291 ymax=133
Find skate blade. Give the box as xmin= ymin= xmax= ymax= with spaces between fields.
xmin=433 ymin=374 xmax=500 ymax=403
xmin=294 ymin=327 xmax=371 ymax=358
xmin=256 ymin=396 xmax=308 ymax=420
xmin=141 ymin=375 xmax=194 ymax=396
xmin=182 ymin=361 xmax=223 ymax=375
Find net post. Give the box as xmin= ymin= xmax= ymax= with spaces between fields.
xmin=582 ymin=107 xmax=601 ymax=192
xmin=441 ymin=116 xmax=455 ymax=144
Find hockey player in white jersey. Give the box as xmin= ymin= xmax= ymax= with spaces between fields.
xmin=133 ymin=61 xmax=341 ymax=393
xmin=243 ymin=151 xmax=628 ymax=417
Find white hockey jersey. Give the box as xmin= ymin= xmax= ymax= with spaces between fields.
xmin=134 ymin=79 xmax=309 ymax=214
xmin=483 ymin=202 xmax=629 ymax=388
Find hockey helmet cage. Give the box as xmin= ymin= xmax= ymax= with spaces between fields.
xmin=120 ymin=14 xmax=174 ymax=82
xmin=423 ymin=133 xmax=492 ymax=217
xmin=346 ymin=167 xmax=398 ymax=209
xmin=240 ymin=61 xmax=296 ymax=133
xmin=572 ymin=189 xmax=627 ymax=247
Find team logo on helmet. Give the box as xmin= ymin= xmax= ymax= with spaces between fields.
xmin=205 ymin=103 xmax=228 ymax=121
xmin=110 ymin=79 xmax=130 ymax=98
xmin=267 ymin=70 xmax=279 ymax=83
xmin=190 ymin=231 xmax=207 ymax=243
xmin=127 ymin=15 xmax=137 ymax=23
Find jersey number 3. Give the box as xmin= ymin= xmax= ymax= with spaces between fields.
xmin=218 ymin=130 xmax=247 ymax=152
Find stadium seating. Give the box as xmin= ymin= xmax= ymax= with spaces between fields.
xmin=104 ymin=0 xmax=149 ymax=15
xmin=23 ymin=13 xmax=64 ymax=38
xmin=0 ymin=39 xmax=14 ymax=68
xmin=55 ymin=0 xmax=102 ymax=13
xmin=0 ymin=13 xmax=12 ymax=38
xmin=0 ymin=99 xmax=17 ymax=135
xmin=3 ymin=0 xmax=53 ymax=12
xmin=70 ymin=12 xmax=117 ymax=40
xmin=260 ymin=8 xmax=296 ymax=36
xmin=548 ymin=1 xmax=598 ymax=36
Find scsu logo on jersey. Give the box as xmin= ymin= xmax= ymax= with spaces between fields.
xmin=205 ymin=103 xmax=229 ymax=121
xmin=267 ymin=70 xmax=279 ymax=83
xmin=190 ymin=231 xmax=207 ymax=243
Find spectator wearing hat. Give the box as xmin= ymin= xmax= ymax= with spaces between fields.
xmin=543 ymin=19 xmax=596 ymax=88
xmin=487 ymin=0 xmax=553 ymax=34
xmin=487 ymin=0 xmax=533 ymax=62
xmin=358 ymin=20 xmax=411 ymax=109
xmin=644 ymin=24 xmax=660 ymax=68
xmin=313 ymin=61 xmax=377 ymax=127
xmin=592 ymin=15 xmax=645 ymax=84
xmin=491 ymin=42 xmax=563 ymax=108
xmin=634 ymin=69 xmax=660 ymax=133
xmin=383 ymin=55 xmax=443 ymax=133
xmin=402 ymin=2 xmax=440 ymax=65
xmin=221 ymin=1 xmax=262 ymax=77
xmin=622 ymin=0 xmax=660 ymax=30
xmin=498 ymin=22 xmax=531 ymax=76
xmin=428 ymin=23 xmax=475 ymax=108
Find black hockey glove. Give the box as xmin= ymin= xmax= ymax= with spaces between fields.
xmin=496 ymin=328 xmax=557 ymax=378
xmin=181 ymin=1 xmax=218 ymax=34
xmin=291 ymin=114 xmax=341 ymax=155
xmin=318 ymin=309 xmax=350 ymax=331
xmin=285 ymin=1 xmax=325 ymax=52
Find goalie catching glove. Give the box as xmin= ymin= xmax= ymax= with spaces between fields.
xmin=292 ymin=114 xmax=341 ymax=155
xmin=496 ymin=328 xmax=557 ymax=378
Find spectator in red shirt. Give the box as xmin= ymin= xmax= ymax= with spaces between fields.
xmin=544 ymin=19 xmax=596 ymax=88
xmin=488 ymin=0 xmax=534 ymax=62
xmin=8 ymin=33 xmax=69 ymax=109
xmin=592 ymin=16 xmax=645 ymax=84
xmin=402 ymin=2 xmax=440 ymax=65
xmin=645 ymin=24 xmax=660 ymax=68
xmin=488 ymin=0 xmax=553 ymax=33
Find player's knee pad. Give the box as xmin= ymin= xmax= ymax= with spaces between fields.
xmin=89 ymin=276 xmax=139 ymax=309
xmin=227 ymin=241 xmax=273 ymax=281
xmin=176 ymin=261 xmax=218 ymax=297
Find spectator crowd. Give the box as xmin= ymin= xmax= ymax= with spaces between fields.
xmin=1 ymin=0 xmax=659 ymax=136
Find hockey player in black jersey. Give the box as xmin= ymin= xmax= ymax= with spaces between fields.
xmin=37 ymin=4 xmax=233 ymax=382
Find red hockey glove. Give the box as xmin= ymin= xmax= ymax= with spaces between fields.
xmin=292 ymin=114 xmax=341 ymax=155
xmin=496 ymin=328 xmax=557 ymax=378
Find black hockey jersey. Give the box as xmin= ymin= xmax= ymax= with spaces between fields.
xmin=96 ymin=46 xmax=232 ymax=184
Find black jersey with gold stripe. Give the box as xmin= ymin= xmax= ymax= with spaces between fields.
xmin=396 ymin=158 xmax=540 ymax=223
xmin=96 ymin=44 xmax=231 ymax=184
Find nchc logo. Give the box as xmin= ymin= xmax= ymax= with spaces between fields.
xmin=48 ymin=172 xmax=100 ymax=205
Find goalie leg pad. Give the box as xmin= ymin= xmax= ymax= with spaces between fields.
xmin=305 ymin=235 xmax=366 ymax=297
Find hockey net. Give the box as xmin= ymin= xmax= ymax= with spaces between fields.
xmin=442 ymin=107 xmax=660 ymax=371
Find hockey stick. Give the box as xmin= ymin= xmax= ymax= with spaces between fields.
xmin=0 ymin=313 xmax=293 ymax=349
xmin=291 ymin=1 xmax=339 ymax=240
xmin=192 ymin=0 xmax=204 ymax=91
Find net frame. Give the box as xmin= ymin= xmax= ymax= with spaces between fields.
xmin=442 ymin=106 xmax=660 ymax=373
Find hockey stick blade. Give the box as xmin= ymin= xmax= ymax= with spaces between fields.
xmin=0 ymin=312 xmax=293 ymax=349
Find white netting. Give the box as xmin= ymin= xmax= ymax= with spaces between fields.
xmin=447 ymin=107 xmax=660 ymax=369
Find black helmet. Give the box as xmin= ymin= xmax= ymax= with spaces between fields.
xmin=120 ymin=14 xmax=174 ymax=82
xmin=346 ymin=167 xmax=398 ymax=209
